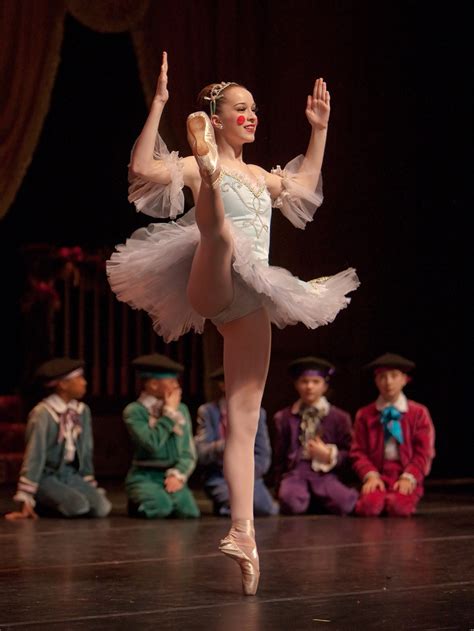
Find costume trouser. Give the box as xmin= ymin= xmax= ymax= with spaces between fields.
xmin=354 ymin=460 xmax=423 ymax=517
xmin=36 ymin=465 xmax=111 ymax=517
xmin=278 ymin=461 xmax=358 ymax=516
xmin=126 ymin=467 xmax=200 ymax=518
xmin=205 ymin=476 xmax=279 ymax=516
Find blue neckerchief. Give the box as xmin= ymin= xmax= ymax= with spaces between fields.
xmin=380 ymin=406 xmax=404 ymax=444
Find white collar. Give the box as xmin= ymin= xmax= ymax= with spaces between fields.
xmin=138 ymin=392 xmax=163 ymax=413
xmin=375 ymin=392 xmax=408 ymax=413
xmin=42 ymin=394 xmax=84 ymax=422
xmin=291 ymin=396 xmax=330 ymax=417
xmin=43 ymin=394 xmax=83 ymax=414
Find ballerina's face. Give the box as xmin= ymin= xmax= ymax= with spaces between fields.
xmin=213 ymin=86 xmax=258 ymax=144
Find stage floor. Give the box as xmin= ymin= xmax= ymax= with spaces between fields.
xmin=0 ymin=482 xmax=473 ymax=630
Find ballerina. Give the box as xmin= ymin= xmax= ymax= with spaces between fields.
xmin=107 ymin=52 xmax=359 ymax=595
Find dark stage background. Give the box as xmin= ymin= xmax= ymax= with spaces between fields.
xmin=0 ymin=1 xmax=470 ymax=478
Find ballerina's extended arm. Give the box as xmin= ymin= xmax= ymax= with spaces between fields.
xmin=129 ymin=51 xmax=171 ymax=183
xmin=251 ymin=78 xmax=330 ymax=229
xmin=298 ymin=77 xmax=330 ymax=191
xmin=128 ymin=52 xmax=199 ymax=218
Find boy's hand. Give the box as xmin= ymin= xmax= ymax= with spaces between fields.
xmin=164 ymin=384 xmax=182 ymax=411
xmin=5 ymin=503 xmax=38 ymax=520
xmin=362 ymin=475 xmax=385 ymax=494
xmin=307 ymin=437 xmax=332 ymax=463
xmin=394 ymin=477 xmax=415 ymax=495
xmin=165 ymin=475 xmax=184 ymax=493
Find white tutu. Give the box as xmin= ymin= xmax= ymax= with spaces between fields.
xmin=107 ymin=135 xmax=360 ymax=342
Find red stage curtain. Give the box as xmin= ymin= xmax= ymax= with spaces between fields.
xmin=0 ymin=0 xmax=150 ymax=221
xmin=0 ymin=0 xmax=66 ymax=220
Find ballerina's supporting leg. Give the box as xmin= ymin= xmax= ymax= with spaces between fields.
xmin=219 ymin=308 xmax=271 ymax=519
xmin=217 ymin=307 xmax=272 ymax=595
xmin=186 ymin=180 xmax=235 ymax=317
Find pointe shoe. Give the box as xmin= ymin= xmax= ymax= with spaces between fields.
xmin=186 ymin=111 xmax=221 ymax=188
xmin=218 ymin=519 xmax=260 ymax=595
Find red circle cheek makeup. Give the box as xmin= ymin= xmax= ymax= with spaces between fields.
xmin=236 ymin=115 xmax=246 ymax=125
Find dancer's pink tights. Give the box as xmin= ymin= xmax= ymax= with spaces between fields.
xmin=187 ymin=181 xmax=271 ymax=520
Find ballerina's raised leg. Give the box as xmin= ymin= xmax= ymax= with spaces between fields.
xmin=186 ymin=112 xmax=271 ymax=595
xmin=186 ymin=113 xmax=234 ymax=318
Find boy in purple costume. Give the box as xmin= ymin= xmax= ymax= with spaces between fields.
xmin=273 ymin=356 xmax=358 ymax=515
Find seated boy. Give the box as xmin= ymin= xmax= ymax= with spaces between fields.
xmin=5 ymin=358 xmax=111 ymax=520
xmin=123 ymin=353 xmax=200 ymax=519
xmin=351 ymin=353 xmax=435 ymax=517
xmin=273 ymin=356 xmax=358 ymax=515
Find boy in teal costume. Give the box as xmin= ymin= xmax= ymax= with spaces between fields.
xmin=5 ymin=358 xmax=111 ymax=520
xmin=124 ymin=353 xmax=200 ymax=518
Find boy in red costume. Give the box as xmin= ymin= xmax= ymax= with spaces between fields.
xmin=351 ymin=353 xmax=435 ymax=517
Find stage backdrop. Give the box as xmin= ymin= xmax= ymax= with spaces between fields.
xmin=0 ymin=1 xmax=469 ymax=477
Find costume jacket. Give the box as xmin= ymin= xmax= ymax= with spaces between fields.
xmin=350 ymin=399 xmax=435 ymax=485
xmin=123 ymin=398 xmax=197 ymax=482
xmin=14 ymin=395 xmax=96 ymax=506
xmin=273 ymin=398 xmax=353 ymax=488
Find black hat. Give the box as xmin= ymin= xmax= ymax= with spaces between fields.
xmin=132 ymin=353 xmax=184 ymax=379
xmin=209 ymin=366 xmax=225 ymax=381
xmin=366 ymin=353 xmax=415 ymax=374
xmin=288 ymin=356 xmax=335 ymax=380
xmin=35 ymin=357 xmax=85 ymax=386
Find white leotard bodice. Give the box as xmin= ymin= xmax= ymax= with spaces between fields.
xmin=219 ymin=170 xmax=272 ymax=263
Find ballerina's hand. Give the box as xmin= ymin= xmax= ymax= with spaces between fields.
xmin=154 ymin=51 xmax=169 ymax=105
xmin=305 ymin=77 xmax=330 ymax=130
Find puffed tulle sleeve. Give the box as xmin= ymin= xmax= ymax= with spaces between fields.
xmin=271 ymin=154 xmax=323 ymax=229
xmin=127 ymin=132 xmax=185 ymax=220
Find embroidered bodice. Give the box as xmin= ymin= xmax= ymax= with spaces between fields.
xmin=219 ymin=169 xmax=272 ymax=263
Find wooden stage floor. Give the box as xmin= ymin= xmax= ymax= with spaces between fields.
xmin=0 ymin=482 xmax=473 ymax=630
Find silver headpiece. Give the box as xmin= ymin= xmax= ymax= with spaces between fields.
xmin=203 ymin=82 xmax=238 ymax=116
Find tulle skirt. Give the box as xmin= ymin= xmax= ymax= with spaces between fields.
xmin=106 ymin=211 xmax=360 ymax=343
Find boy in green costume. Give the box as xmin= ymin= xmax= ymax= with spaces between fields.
xmin=123 ymin=354 xmax=200 ymax=518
